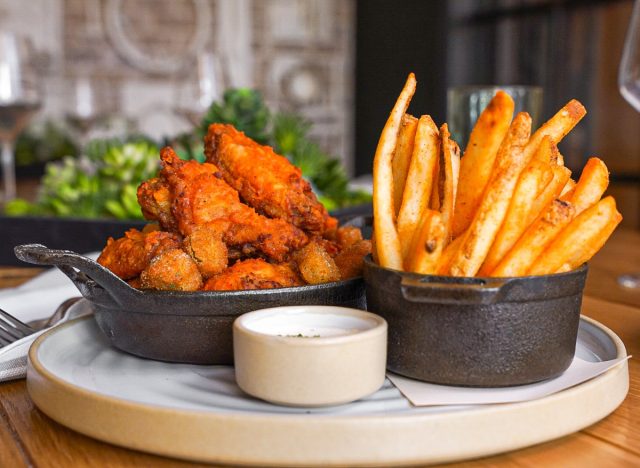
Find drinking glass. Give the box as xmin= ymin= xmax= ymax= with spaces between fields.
xmin=65 ymin=75 xmax=113 ymax=154
xmin=447 ymin=85 xmax=543 ymax=149
xmin=617 ymin=0 xmax=640 ymax=289
xmin=173 ymin=52 xmax=227 ymax=127
xmin=0 ymin=32 xmax=41 ymax=202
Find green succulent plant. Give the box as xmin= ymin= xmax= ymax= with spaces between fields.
xmin=200 ymin=88 xmax=270 ymax=144
xmin=5 ymin=139 xmax=159 ymax=220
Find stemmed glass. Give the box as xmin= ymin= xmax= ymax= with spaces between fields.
xmin=0 ymin=32 xmax=41 ymax=203
xmin=65 ymin=75 xmax=111 ymax=155
xmin=618 ymin=0 xmax=640 ymax=289
xmin=173 ymin=52 xmax=227 ymax=127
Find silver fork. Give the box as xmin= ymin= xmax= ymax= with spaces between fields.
xmin=0 ymin=307 xmax=35 ymax=347
xmin=0 ymin=298 xmax=82 ymax=348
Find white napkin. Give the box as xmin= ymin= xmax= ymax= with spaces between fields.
xmin=0 ymin=254 xmax=98 ymax=382
xmin=388 ymin=355 xmax=630 ymax=406
xmin=0 ymin=252 xmax=98 ymax=322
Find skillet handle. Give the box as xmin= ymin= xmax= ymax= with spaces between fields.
xmin=13 ymin=244 xmax=137 ymax=306
xmin=400 ymin=276 xmax=512 ymax=305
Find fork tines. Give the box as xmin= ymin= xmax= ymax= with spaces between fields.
xmin=0 ymin=308 xmax=34 ymax=346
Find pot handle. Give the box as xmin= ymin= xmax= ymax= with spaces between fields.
xmin=14 ymin=244 xmax=137 ymax=306
xmin=400 ymin=276 xmax=512 ymax=305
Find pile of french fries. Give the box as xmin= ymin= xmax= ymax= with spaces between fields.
xmin=372 ymin=73 xmax=622 ymax=277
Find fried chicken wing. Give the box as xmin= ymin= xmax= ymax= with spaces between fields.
xmin=140 ymin=248 xmax=203 ymax=291
xmin=204 ymin=123 xmax=337 ymax=234
xmin=97 ymin=227 xmax=181 ymax=280
xmin=139 ymin=147 xmax=308 ymax=262
xmin=204 ymin=259 xmax=302 ymax=291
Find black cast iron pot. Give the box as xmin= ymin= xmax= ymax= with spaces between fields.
xmin=14 ymin=244 xmax=366 ymax=365
xmin=363 ymin=256 xmax=588 ymax=387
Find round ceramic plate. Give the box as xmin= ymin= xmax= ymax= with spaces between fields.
xmin=27 ymin=301 xmax=629 ymax=466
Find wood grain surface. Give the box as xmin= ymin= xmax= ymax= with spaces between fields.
xmin=0 ymin=229 xmax=638 ymax=467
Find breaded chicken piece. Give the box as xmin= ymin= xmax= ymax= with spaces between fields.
xmin=97 ymin=228 xmax=181 ymax=280
xmin=204 ymin=123 xmax=337 ymax=234
xmin=294 ymin=240 xmax=342 ymax=284
xmin=334 ymin=240 xmax=372 ymax=280
xmin=204 ymin=259 xmax=302 ymax=291
xmin=137 ymin=178 xmax=177 ymax=233
xmin=335 ymin=226 xmax=364 ymax=249
xmin=138 ymin=147 xmax=308 ymax=262
xmin=183 ymin=223 xmax=228 ymax=278
xmin=140 ymin=248 xmax=203 ymax=291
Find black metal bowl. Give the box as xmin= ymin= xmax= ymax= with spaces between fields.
xmin=363 ymin=256 xmax=588 ymax=387
xmin=14 ymin=244 xmax=366 ymax=364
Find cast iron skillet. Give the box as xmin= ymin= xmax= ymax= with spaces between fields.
xmin=14 ymin=244 xmax=366 ymax=365
xmin=364 ymin=256 xmax=588 ymax=387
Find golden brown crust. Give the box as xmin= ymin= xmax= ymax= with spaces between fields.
xmin=140 ymin=249 xmax=203 ymax=291
xmin=97 ymin=228 xmax=181 ymax=280
xmin=204 ymin=123 xmax=336 ymax=235
xmin=204 ymin=259 xmax=302 ymax=291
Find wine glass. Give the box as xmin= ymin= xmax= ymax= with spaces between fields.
xmin=173 ymin=52 xmax=227 ymax=127
xmin=618 ymin=0 xmax=640 ymax=289
xmin=64 ymin=75 xmax=112 ymax=154
xmin=0 ymin=32 xmax=41 ymax=203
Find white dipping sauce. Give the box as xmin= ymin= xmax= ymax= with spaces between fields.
xmin=243 ymin=309 xmax=377 ymax=338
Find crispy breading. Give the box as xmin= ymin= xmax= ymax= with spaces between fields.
xmin=204 ymin=259 xmax=302 ymax=291
xmin=140 ymin=248 xmax=203 ymax=291
xmin=139 ymin=147 xmax=308 ymax=262
xmin=97 ymin=228 xmax=181 ymax=280
xmin=204 ymin=123 xmax=337 ymax=234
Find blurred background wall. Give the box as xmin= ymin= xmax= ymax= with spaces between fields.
xmin=0 ymin=0 xmax=637 ymax=227
xmin=0 ymin=0 xmax=355 ymax=168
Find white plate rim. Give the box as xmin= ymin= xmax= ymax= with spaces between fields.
xmin=26 ymin=311 xmax=630 ymax=466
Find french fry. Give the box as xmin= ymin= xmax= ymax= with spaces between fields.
xmin=430 ymin=154 xmax=440 ymax=211
xmin=526 ymin=164 xmax=572 ymax=227
xmin=439 ymin=123 xmax=461 ymax=244
xmin=532 ymin=135 xmax=553 ymax=165
xmin=392 ymin=114 xmax=419 ymax=215
xmin=452 ymin=91 xmax=514 ymax=237
xmin=436 ymin=231 xmax=465 ymax=275
xmin=529 ymin=197 xmax=622 ymax=275
xmin=371 ymin=80 xmax=619 ymax=278
xmin=560 ymin=178 xmax=577 ymax=198
xmin=491 ymin=199 xmax=575 ymax=277
xmin=373 ymin=73 xmax=417 ymax=269
xmin=479 ymin=159 xmax=553 ymax=275
xmin=551 ymin=145 xmax=565 ymax=166
xmin=561 ymin=157 xmax=609 ymax=215
xmin=522 ymin=99 xmax=586 ymax=163
xmin=405 ymin=210 xmax=445 ymax=274
xmin=447 ymin=112 xmax=532 ymax=277
xmin=396 ymin=115 xmax=439 ymax=259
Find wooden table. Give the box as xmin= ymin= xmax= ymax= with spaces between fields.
xmin=1 ymin=230 xmax=639 ymax=467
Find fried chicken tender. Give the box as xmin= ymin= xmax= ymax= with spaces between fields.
xmin=138 ymin=147 xmax=308 ymax=262
xmin=183 ymin=223 xmax=228 ymax=278
xmin=294 ymin=241 xmax=342 ymax=284
xmin=204 ymin=124 xmax=337 ymax=235
xmin=204 ymin=259 xmax=302 ymax=291
xmin=97 ymin=228 xmax=181 ymax=280
xmin=140 ymin=248 xmax=203 ymax=291
xmin=334 ymin=240 xmax=372 ymax=280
